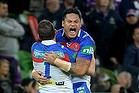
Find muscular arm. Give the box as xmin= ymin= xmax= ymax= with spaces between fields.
xmin=69 ymin=58 xmax=91 ymax=76
xmin=32 ymin=52 xmax=95 ymax=82
xmin=44 ymin=52 xmax=92 ymax=76
xmin=86 ymin=56 xmax=95 ymax=76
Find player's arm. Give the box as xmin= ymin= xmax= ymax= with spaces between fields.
xmin=44 ymin=51 xmax=91 ymax=76
xmin=32 ymin=69 xmax=48 ymax=84
xmin=70 ymin=58 xmax=91 ymax=76
xmin=86 ymin=55 xmax=95 ymax=76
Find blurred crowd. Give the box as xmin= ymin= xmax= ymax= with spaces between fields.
xmin=0 ymin=0 xmax=139 ymax=93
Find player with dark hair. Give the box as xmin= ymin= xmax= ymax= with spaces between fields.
xmin=31 ymin=20 xmax=77 ymax=93
xmin=32 ymin=8 xmax=96 ymax=93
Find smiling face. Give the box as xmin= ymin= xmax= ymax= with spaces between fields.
xmin=62 ymin=13 xmax=82 ymax=39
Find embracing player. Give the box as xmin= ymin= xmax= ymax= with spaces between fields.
xmin=31 ymin=20 xmax=77 ymax=93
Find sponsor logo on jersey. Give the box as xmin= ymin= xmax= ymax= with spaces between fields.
xmin=55 ymin=51 xmax=64 ymax=58
xmin=34 ymin=49 xmax=45 ymax=58
xmin=81 ymin=46 xmax=93 ymax=55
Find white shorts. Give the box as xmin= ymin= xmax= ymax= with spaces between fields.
xmin=38 ymin=84 xmax=73 ymax=93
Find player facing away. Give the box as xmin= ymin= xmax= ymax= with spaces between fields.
xmin=31 ymin=20 xmax=76 ymax=93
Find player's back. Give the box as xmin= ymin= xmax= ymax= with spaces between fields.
xmin=31 ymin=41 xmax=75 ymax=93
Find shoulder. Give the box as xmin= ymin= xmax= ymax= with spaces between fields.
xmin=56 ymin=28 xmax=64 ymax=39
xmin=56 ymin=28 xmax=63 ymax=34
xmin=31 ymin=42 xmax=41 ymax=50
xmin=52 ymin=43 xmax=63 ymax=49
xmin=32 ymin=42 xmax=39 ymax=46
xmin=79 ymin=29 xmax=95 ymax=45
xmin=126 ymin=44 xmax=136 ymax=50
xmin=125 ymin=44 xmax=137 ymax=54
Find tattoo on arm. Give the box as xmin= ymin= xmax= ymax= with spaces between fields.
xmin=76 ymin=58 xmax=90 ymax=66
xmin=69 ymin=58 xmax=90 ymax=73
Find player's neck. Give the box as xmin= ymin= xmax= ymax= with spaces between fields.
xmin=53 ymin=37 xmax=56 ymax=42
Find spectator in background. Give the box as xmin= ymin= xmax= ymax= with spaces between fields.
xmin=118 ymin=0 xmax=136 ymax=21
xmin=0 ymin=59 xmax=10 ymax=80
xmin=111 ymin=84 xmax=121 ymax=93
xmin=61 ymin=0 xmax=75 ymax=9
xmin=87 ymin=0 xmax=123 ymax=70
xmin=18 ymin=11 xmax=35 ymax=52
xmin=94 ymin=73 xmax=112 ymax=92
xmin=0 ymin=0 xmax=25 ymax=85
xmin=20 ymin=78 xmax=39 ymax=93
xmin=133 ymin=0 xmax=139 ymax=11
xmin=74 ymin=0 xmax=94 ymax=31
xmin=110 ymin=9 xmax=139 ymax=68
xmin=13 ymin=77 xmax=39 ymax=93
xmin=38 ymin=0 xmax=63 ymax=30
xmin=114 ymin=0 xmax=122 ymax=10
xmin=111 ymin=71 xmax=134 ymax=93
xmin=0 ymin=59 xmax=13 ymax=93
xmin=123 ymin=25 xmax=139 ymax=92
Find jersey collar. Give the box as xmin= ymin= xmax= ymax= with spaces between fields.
xmin=41 ymin=40 xmax=56 ymax=45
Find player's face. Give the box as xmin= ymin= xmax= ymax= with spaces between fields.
xmin=0 ymin=3 xmax=8 ymax=18
xmin=62 ymin=13 xmax=82 ymax=39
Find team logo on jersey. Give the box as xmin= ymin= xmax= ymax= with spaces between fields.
xmin=66 ymin=42 xmax=71 ymax=47
xmin=34 ymin=49 xmax=45 ymax=58
xmin=55 ymin=51 xmax=64 ymax=58
xmin=81 ymin=46 xmax=93 ymax=55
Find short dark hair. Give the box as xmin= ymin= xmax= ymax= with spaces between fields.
xmin=38 ymin=20 xmax=55 ymax=40
xmin=62 ymin=8 xmax=82 ymax=20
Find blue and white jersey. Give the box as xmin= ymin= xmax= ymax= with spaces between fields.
xmin=56 ymin=28 xmax=95 ymax=92
xmin=31 ymin=40 xmax=76 ymax=93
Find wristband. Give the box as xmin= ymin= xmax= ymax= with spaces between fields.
xmin=54 ymin=58 xmax=71 ymax=72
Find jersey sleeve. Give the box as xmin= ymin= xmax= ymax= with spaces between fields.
xmin=31 ymin=42 xmax=45 ymax=71
xmin=31 ymin=42 xmax=45 ymax=63
xmin=31 ymin=42 xmax=48 ymax=77
xmin=77 ymin=36 xmax=95 ymax=61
